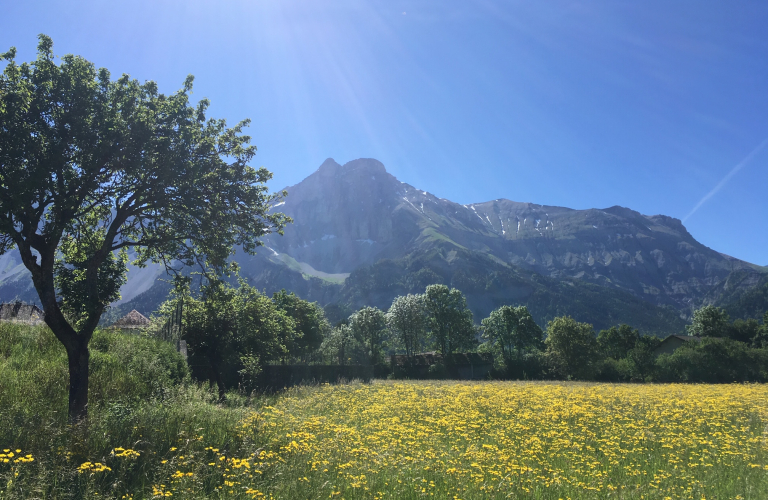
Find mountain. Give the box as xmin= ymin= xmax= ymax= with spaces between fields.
xmin=2 ymin=158 xmax=765 ymax=335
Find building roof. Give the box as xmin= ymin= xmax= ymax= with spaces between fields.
xmin=111 ymin=309 xmax=150 ymax=328
xmin=665 ymin=335 xmax=702 ymax=342
xmin=0 ymin=303 xmax=44 ymax=325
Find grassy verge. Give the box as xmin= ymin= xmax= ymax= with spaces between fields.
xmin=2 ymin=323 xmax=768 ymax=498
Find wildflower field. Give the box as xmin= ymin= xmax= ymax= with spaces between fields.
xmin=5 ymin=379 xmax=768 ymax=499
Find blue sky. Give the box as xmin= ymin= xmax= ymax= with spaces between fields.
xmin=3 ymin=0 xmax=767 ymax=265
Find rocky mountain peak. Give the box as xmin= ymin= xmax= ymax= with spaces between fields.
xmin=315 ymin=158 xmax=388 ymax=178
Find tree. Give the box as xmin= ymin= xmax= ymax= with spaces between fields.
xmin=387 ymin=294 xmax=427 ymax=358
xmin=686 ymin=305 xmax=730 ymax=338
xmin=349 ymin=306 xmax=388 ymax=365
xmin=597 ymin=324 xmax=640 ymax=360
xmin=423 ymin=284 xmax=475 ymax=357
xmin=182 ymin=279 xmax=294 ymax=400
xmin=272 ymin=289 xmax=329 ymax=362
xmin=727 ymin=318 xmax=761 ymax=345
xmin=625 ymin=335 xmax=661 ymax=381
xmin=544 ymin=316 xmax=598 ymax=380
xmin=755 ymin=311 xmax=768 ymax=347
xmin=320 ymin=324 xmax=363 ymax=366
xmin=481 ymin=305 xmax=543 ymax=365
xmin=0 ymin=37 xmax=288 ymax=420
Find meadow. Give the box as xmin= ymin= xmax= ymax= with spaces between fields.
xmin=2 ymin=323 xmax=768 ymax=499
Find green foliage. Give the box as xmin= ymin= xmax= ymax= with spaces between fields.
xmin=625 ymin=335 xmax=662 ymax=381
xmin=597 ymin=324 xmax=640 ymax=360
xmin=386 ymin=294 xmax=428 ymax=358
xmin=544 ymin=316 xmax=598 ymax=380
xmin=728 ymin=318 xmax=762 ymax=345
xmin=342 ymin=250 xmax=687 ymax=337
xmin=481 ymin=305 xmax=543 ymax=366
xmin=272 ymin=289 xmax=329 ymax=362
xmin=182 ymin=279 xmax=294 ymax=398
xmin=349 ymin=306 xmax=388 ymax=365
xmin=423 ymin=285 xmax=475 ymax=356
xmin=686 ymin=305 xmax=730 ymax=337
xmin=320 ymin=324 xmax=366 ymax=366
xmin=0 ymin=323 xmax=187 ymax=445
xmin=0 ymin=322 xmax=263 ymax=498
xmin=0 ymin=36 xmax=288 ymax=419
xmin=655 ymin=338 xmax=768 ymax=383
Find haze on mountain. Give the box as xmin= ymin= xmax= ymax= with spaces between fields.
xmin=3 ymin=158 xmax=763 ymax=336
xmin=3 ymin=1 xmax=767 ymax=333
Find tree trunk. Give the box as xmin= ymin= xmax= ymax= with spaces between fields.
xmin=215 ymin=371 xmax=226 ymax=402
xmin=65 ymin=339 xmax=90 ymax=423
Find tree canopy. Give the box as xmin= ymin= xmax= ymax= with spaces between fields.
xmin=481 ymin=305 xmax=542 ymax=363
xmin=686 ymin=305 xmax=730 ymax=338
xmin=545 ymin=316 xmax=598 ymax=380
xmin=423 ymin=284 xmax=475 ymax=357
xmin=386 ymin=293 xmax=427 ymax=358
xmin=0 ymin=36 xmax=288 ymax=420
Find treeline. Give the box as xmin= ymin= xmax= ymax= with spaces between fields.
xmin=156 ymin=279 xmax=768 ymax=393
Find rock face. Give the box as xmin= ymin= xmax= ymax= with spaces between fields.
xmin=264 ymin=158 xmax=761 ymax=316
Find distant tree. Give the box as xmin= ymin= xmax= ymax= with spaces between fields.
xmin=387 ymin=294 xmax=427 ymax=358
xmin=545 ymin=316 xmax=598 ymax=380
xmin=272 ymin=290 xmax=329 ymax=362
xmin=321 ymin=324 xmax=363 ymax=366
xmin=625 ymin=335 xmax=662 ymax=381
xmin=324 ymin=303 xmax=354 ymax=328
xmin=349 ymin=306 xmax=388 ymax=365
xmin=727 ymin=318 xmax=761 ymax=345
xmin=423 ymin=284 xmax=475 ymax=357
xmin=0 ymin=37 xmax=288 ymax=420
xmin=597 ymin=324 xmax=640 ymax=360
xmin=481 ymin=305 xmax=543 ymax=365
xmin=757 ymin=312 xmax=768 ymax=347
xmin=686 ymin=305 xmax=730 ymax=338
xmin=183 ymin=279 xmax=294 ymax=400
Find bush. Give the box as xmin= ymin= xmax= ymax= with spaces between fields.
xmin=654 ymin=338 xmax=768 ymax=383
xmin=501 ymin=351 xmax=549 ymax=380
xmin=427 ymin=362 xmax=450 ymax=379
xmin=594 ymin=357 xmax=633 ymax=382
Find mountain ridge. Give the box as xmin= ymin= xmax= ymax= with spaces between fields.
xmin=0 ymin=157 xmax=764 ymax=335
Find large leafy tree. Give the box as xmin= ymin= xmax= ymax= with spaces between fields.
xmin=321 ymin=324 xmax=364 ymax=366
xmin=544 ymin=316 xmax=598 ymax=380
xmin=481 ymin=305 xmax=543 ymax=365
xmin=0 ymin=36 xmax=288 ymax=420
xmin=386 ymin=294 xmax=427 ymax=358
xmin=349 ymin=306 xmax=388 ymax=365
xmin=183 ymin=279 xmax=294 ymax=400
xmin=423 ymin=284 xmax=475 ymax=358
xmin=596 ymin=324 xmax=640 ymax=360
xmin=272 ymin=289 xmax=329 ymax=362
xmin=686 ymin=305 xmax=730 ymax=338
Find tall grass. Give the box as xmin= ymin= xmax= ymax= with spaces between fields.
xmin=2 ymin=322 xmax=768 ymax=499
xmin=0 ymin=322 xmax=262 ymax=499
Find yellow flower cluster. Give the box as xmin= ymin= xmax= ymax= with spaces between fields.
xmin=232 ymin=381 xmax=768 ymax=499
xmin=112 ymin=447 xmax=141 ymax=459
xmin=77 ymin=461 xmax=112 ymax=474
xmin=0 ymin=449 xmax=33 ymax=464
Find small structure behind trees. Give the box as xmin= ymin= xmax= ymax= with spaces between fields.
xmin=0 ymin=302 xmax=44 ymax=325
xmin=110 ymin=309 xmax=150 ymax=333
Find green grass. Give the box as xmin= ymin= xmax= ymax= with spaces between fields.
xmin=2 ymin=323 xmax=768 ymax=499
